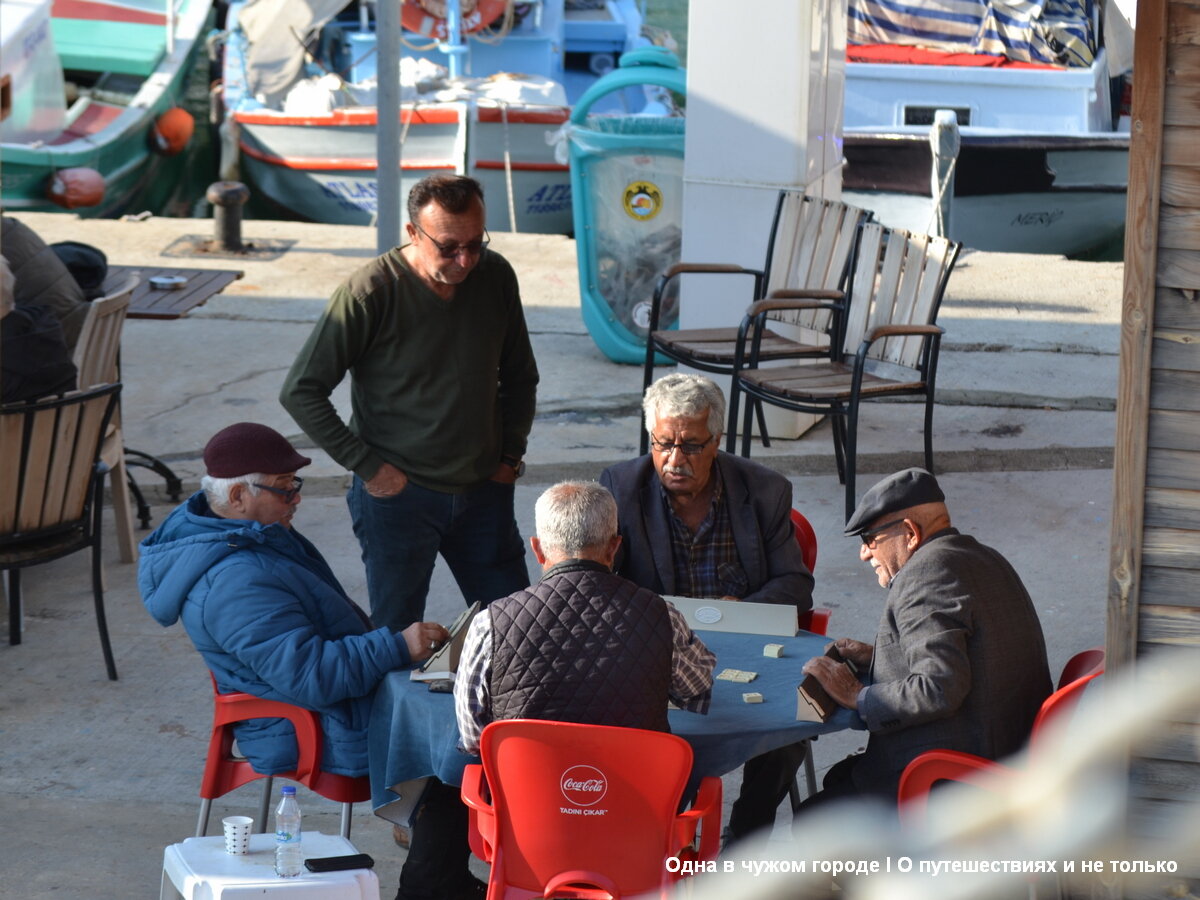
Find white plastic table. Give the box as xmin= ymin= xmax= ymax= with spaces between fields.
xmin=160 ymin=832 xmax=380 ymax=899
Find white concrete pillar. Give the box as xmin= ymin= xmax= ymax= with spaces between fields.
xmin=680 ymin=0 xmax=846 ymax=438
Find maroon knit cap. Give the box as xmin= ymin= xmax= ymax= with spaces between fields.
xmin=203 ymin=423 xmax=312 ymax=477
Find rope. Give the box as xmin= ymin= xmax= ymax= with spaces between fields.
xmin=470 ymin=0 xmax=516 ymax=45
xmin=498 ymin=101 xmax=517 ymax=231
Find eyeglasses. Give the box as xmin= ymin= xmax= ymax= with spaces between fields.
xmin=253 ymin=477 xmax=304 ymax=504
xmin=412 ymin=220 xmax=490 ymax=259
xmin=650 ymin=434 xmax=715 ymax=456
xmin=860 ymin=518 xmax=906 ymax=547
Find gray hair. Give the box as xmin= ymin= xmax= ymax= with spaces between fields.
xmin=643 ymin=373 xmax=725 ymax=438
xmin=534 ymin=481 xmax=618 ymax=556
xmin=201 ymin=473 xmax=263 ymax=510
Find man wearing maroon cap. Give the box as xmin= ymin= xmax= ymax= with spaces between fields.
xmin=139 ymin=422 xmax=450 ymax=780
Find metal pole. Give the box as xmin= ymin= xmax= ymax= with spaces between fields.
xmin=929 ymin=109 xmax=960 ymax=239
xmin=376 ymin=0 xmax=402 ymax=254
xmin=441 ymin=0 xmax=466 ymax=79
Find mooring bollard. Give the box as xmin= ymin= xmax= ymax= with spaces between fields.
xmin=206 ymin=181 xmax=251 ymax=252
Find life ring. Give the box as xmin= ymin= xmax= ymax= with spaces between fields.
xmin=401 ymin=0 xmax=508 ymax=41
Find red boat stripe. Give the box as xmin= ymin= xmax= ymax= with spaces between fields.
xmin=239 ymin=141 xmax=456 ymax=171
xmin=51 ymin=0 xmax=165 ymax=25
xmin=474 ymin=160 xmax=569 ymax=172
xmin=233 ymin=108 xmax=461 ymax=127
xmin=476 ymin=107 xmax=570 ymax=125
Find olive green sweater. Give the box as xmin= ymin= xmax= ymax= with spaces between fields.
xmin=280 ymin=247 xmax=538 ymax=493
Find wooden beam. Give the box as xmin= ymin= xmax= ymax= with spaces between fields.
xmin=1159 ymin=204 xmax=1200 ymax=248
xmin=1149 ymin=330 xmax=1200 ymax=369
xmin=1149 ymin=367 xmax=1200 ymax=409
xmin=1157 ymin=247 xmax=1200 ymax=289
xmin=1110 ymin=0 xmax=1170 ymax=670
xmin=1153 ymin=286 xmax=1200 ymax=329
xmin=1147 ymin=445 xmax=1200 ymax=487
xmin=1161 ymin=125 xmax=1200 ymax=166
xmin=1168 ymin=0 xmax=1200 ymax=45
xmin=1162 ymin=166 xmax=1200 ymax=208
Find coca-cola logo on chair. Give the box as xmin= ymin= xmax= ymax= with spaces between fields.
xmin=560 ymin=765 xmax=608 ymax=806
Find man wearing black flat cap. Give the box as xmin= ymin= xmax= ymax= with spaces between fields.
xmin=798 ymin=467 xmax=1051 ymax=809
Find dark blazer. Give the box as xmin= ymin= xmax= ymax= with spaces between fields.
xmin=599 ymin=452 xmax=814 ymax=610
xmin=854 ymin=529 xmax=1052 ymax=796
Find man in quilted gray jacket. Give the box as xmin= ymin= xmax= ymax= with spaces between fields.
xmin=454 ymin=479 xmax=715 ymax=752
xmin=394 ymin=482 xmax=713 ymax=900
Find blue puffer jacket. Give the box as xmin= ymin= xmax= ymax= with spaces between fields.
xmin=139 ymin=492 xmax=411 ymax=777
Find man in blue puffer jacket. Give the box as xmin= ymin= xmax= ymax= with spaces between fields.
xmin=139 ymin=422 xmax=450 ymax=778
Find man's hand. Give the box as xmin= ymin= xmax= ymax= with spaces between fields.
xmin=831 ymin=637 xmax=874 ymax=668
xmin=489 ymin=461 xmax=519 ymax=484
xmin=401 ymin=621 xmax=452 ymax=663
xmin=366 ymin=462 xmax=408 ymax=498
xmin=802 ymin=655 xmax=862 ymax=709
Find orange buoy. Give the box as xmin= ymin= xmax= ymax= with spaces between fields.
xmin=46 ymin=167 xmax=105 ymax=209
xmin=151 ymin=106 xmax=195 ymax=155
xmin=402 ymin=0 xmax=508 ymax=40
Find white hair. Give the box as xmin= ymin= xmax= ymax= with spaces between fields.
xmin=201 ymin=473 xmax=264 ymax=510
xmin=534 ymin=481 xmax=617 ymax=556
xmin=643 ymin=373 xmax=725 ymax=438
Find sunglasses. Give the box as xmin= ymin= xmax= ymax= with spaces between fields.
xmin=253 ymin=477 xmax=304 ymax=504
xmin=412 ymin=220 xmax=490 ymax=259
xmin=860 ymin=518 xmax=906 ymax=547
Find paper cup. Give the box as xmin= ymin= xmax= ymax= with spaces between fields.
xmin=222 ymin=815 xmax=253 ymax=855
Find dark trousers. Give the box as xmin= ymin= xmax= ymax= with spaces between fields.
xmin=395 ymin=779 xmax=475 ymax=900
xmin=727 ymin=742 xmax=811 ymax=839
xmin=348 ymin=477 xmax=530 ymax=632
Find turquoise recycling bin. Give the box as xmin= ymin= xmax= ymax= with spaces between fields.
xmin=566 ymin=48 xmax=686 ymax=364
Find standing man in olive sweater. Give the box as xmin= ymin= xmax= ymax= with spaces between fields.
xmin=281 ymin=175 xmax=539 ymax=637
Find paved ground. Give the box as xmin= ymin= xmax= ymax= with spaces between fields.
xmin=0 ymin=212 xmax=1122 ymax=897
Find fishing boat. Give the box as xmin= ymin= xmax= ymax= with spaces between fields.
xmin=217 ymin=0 xmax=665 ymax=233
xmin=0 ymin=0 xmax=211 ymax=216
xmin=841 ymin=0 xmax=1135 ymax=256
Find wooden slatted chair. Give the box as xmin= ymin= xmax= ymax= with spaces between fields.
xmin=0 ymin=384 xmax=123 ymax=679
xmin=640 ymin=193 xmax=868 ymax=454
xmin=72 ymin=275 xmax=139 ymax=563
xmin=733 ymin=223 xmax=962 ymax=520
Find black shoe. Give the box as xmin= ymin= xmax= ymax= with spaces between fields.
xmin=451 ymin=876 xmax=488 ymax=900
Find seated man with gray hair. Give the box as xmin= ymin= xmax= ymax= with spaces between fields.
xmin=601 ymin=372 xmax=814 ymax=841
xmin=455 ymin=480 xmax=716 ymax=754
xmin=139 ymin=422 xmax=450 ymax=779
xmin=397 ymin=482 xmax=714 ymax=900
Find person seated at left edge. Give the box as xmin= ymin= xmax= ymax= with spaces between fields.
xmin=137 ymin=424 xmax=453 ymax=884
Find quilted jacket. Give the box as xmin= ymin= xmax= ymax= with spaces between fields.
xmin=138 ymin=491 xmax=411 ymax=777
xmin=489 ymin=560 xmax=673 ymax=732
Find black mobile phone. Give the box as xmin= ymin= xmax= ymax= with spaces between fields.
xmin=427 ymin=679 xmax=454 ymax=693
xmin=304 ymin=853 xmax=375 ymax=872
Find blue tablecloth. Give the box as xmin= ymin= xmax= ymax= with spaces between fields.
xmin=367 ymin=628 xmax=864 ymax=821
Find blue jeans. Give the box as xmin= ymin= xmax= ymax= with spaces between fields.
xmin=347 ymin=476 xmax=530 ymax=632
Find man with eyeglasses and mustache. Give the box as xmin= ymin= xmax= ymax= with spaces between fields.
xmin=281 ymin=175 xmax=538 ymax=641
xmin=139 ymin=422 xmax=450 ymax=781
xmin=797 ymin=467 xmax=1051 ymax=813
xmin=600 ymin=373 xmax=814 ymax=843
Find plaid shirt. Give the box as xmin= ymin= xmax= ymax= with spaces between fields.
xmin=453 ymin=571 xmax=716 ymax=754
xmin=661 ymin=467 xmax=750 ymax=599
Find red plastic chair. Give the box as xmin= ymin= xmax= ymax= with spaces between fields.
xmin=460 ymin=719 xmax=723 ymax=899
xmin=789 ymin=509 xmax=831 ymax=804
xmin=789 ymin=508 xmax=819 ymax=573
xmin=897 ymin=649 xmax=1105 ymax=822
xmin=197 ymin=673 xmax=370 ymax=838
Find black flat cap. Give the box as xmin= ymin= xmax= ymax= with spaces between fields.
xmin=844 ymin=468 xmax=945 ymax=536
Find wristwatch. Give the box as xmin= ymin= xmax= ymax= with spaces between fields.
xmin=501 ymin=454 xmax=526 ymax=478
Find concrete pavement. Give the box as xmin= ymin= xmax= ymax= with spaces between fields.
xmin=0 ymin=212 xmax=1121 ymax=897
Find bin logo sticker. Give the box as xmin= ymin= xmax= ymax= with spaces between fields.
xmin=623 ymin=181 xmax=663 ymax=221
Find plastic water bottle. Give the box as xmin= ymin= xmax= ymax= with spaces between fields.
xmin=274 ymin=785 xmax=303 ymax=877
